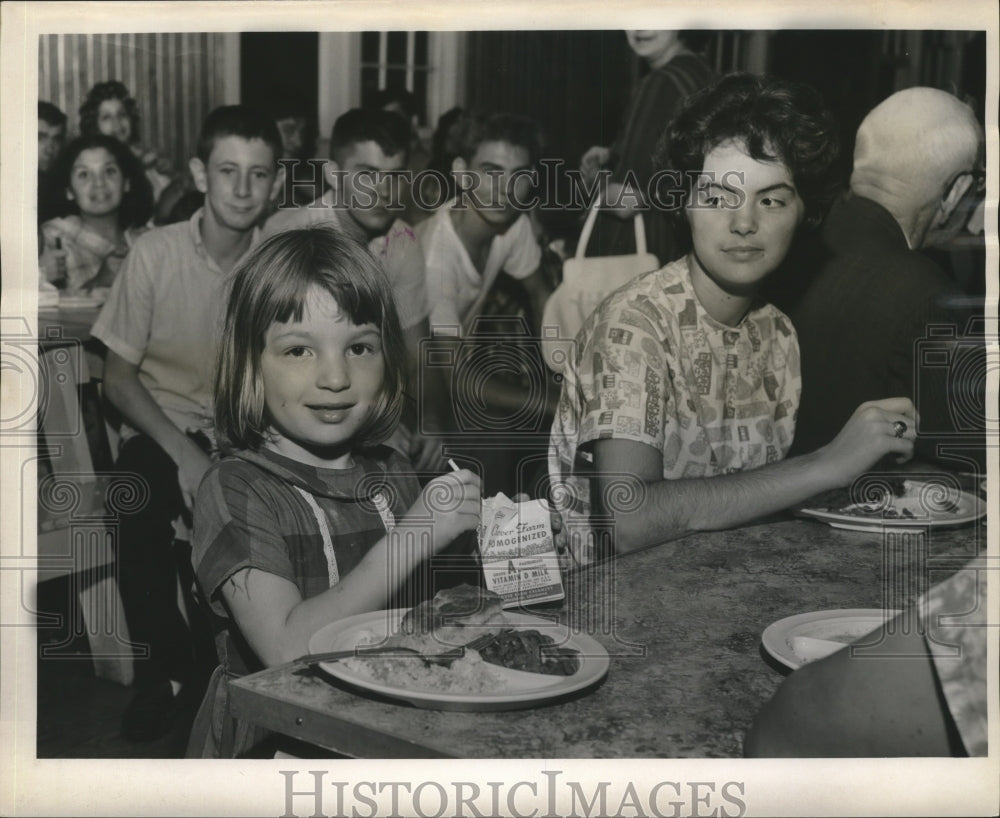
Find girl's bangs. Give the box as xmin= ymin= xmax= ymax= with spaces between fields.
xmin=323 ymin=279 xmax=385 ymax=328
xmin=258 ymin=241 xmax=386 ymax=332
xmin=263 ymin=277 xmax=384 ymax=331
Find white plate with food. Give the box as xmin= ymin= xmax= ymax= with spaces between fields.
xmin=797 ymin=478 xmax=985 ymax=532
xmin=761 ymin=608 xmax=900 ymax=670
xmin=308 ymin=586 xmax=609 ymax=711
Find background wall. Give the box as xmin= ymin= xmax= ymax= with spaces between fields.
xmin=464 ymin=30 xmax=635 ymax=178
xmin=38 ymin=33 xmax=233 ymax=171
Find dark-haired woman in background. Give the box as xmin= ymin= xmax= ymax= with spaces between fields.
xmin=580 ymin=30 xmax=715 ymax=264
xmin=39 ymin=133 xmax=153 ymax=293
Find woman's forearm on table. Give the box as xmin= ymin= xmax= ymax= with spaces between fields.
xmin=593 ymin=439 xmax=836 ymax=554
xmin=594 ymin=398 xmax=917 ymax=553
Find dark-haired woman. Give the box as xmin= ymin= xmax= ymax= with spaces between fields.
xmin=579 ymin=30 xmax=715 ymax=263
xmin=39 ymin=133 xmax=153 ymax=293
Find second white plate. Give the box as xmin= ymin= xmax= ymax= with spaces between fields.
xmin=798 ymin=479 xmax=985 ymax=532
xmin=761 ymin=608 xmax=901 ymax=670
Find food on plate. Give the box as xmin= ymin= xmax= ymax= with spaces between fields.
xmin=399 ymin=584 xmax=507 ymax=635
xmin=814 ymin=479 xmax=961 ymax=518
xmin=335 ymin=584 xmax=581 ymax=693
xmin=477 ymin=629 xmax=580 ymax=676
xmin=339 ymin=642 xmax=511 ymax=693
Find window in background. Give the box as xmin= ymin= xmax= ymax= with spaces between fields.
xmin=360 ymin=31 xmax=430 ymax=124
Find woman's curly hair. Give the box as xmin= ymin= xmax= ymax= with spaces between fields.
xmin=654 ymin=72 xmax=842 ymax=230
xmin=79 ymin=80 xmax=141 ymax=144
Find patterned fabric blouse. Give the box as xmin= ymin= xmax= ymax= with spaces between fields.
xmin=919 ymin=557 xmax=988 ymax=756
xmin=548 ymin=258 xmax=800 ymax=563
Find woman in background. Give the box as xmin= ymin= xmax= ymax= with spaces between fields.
xmin=580 ymin=30 xmax=715 ymax=264
xmin=39 ymin=133 xmax=152 ymax=293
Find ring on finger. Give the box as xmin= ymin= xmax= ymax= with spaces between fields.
xmin=892 ymin=420 xmax=908 ymax=438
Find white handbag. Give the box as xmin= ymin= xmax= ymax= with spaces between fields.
xmin=541 ymin=203 xmax=660 ymax=372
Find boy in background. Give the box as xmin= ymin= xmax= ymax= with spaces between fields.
xmin=92 ymin=105 xmax=284 ymax=741
xmin=416 ymin=111 xmax=552 ymax=337
xmin=264 ymin=107 xmax=448 ymax=470
xmin=38 ymin=101 xmax=67 ymax=225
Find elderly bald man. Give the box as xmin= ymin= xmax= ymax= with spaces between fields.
xmin=788 ymin=87 xmax=986 ymax=467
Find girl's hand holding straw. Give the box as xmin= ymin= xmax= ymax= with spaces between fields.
xmin=402 ymin=462 xmax=481 ymax=554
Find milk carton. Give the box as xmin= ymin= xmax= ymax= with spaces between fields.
xmin=477 ymin=492 xmax=564 ymax=608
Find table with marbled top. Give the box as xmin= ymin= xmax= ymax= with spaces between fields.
xmin=227 ymin=510 xmax=985 ymax=758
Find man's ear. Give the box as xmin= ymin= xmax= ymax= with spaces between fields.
xmin=189 ymin=157 xmax=208 ymax=194
xmin=321 ymin=159 xmax=341 ymax=189
xmin=270 ymin=163 xmax=286 ymax=201
xmin=938 ymin=172 xmax=974 ymax=223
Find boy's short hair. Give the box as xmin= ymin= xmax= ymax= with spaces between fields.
xmin=56 ymin=133 xmax=154 ymax=229
xmin=453 ymin=111 xmax=544 ymax=166
xmin=214 ymin=226 xmax=406 ymax=453
xmin=330 ymin=108 xmax=411 ymax=164
xmin=369 ymin=88 xmax=419 ymax=122
xmin=38 ymin=101 xmax=67 ymax=128
xmin=657 ymin=72 xmax=841 ymax=227
xmin=196 ymin=105 xmax=282 ymax=165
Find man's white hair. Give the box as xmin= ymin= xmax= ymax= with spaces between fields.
xmin=851 ymin=87 xmax=983 ymax=209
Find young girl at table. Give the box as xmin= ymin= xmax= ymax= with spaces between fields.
xmin=187 ymin=227 xmax=481 ymax=757
xmin=39 ymin=133 xmax=153 ymax=294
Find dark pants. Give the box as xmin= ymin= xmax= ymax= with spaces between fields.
xmin=113 ymin=434 xmax=213 ymax=689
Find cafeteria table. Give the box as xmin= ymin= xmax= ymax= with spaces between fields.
xmin=226 ymin=506 xmax=987 ymax=758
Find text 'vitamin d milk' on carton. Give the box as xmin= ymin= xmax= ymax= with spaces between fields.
xmin=478 ymin=492 xmax=564 ymax=608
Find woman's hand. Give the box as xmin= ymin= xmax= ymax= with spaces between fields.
xmin=512 ymin=493 xmax=571 ymax=571
xmin=549 ymin=505 xmax=571 ymax=572
xmin=403 ymin=469 xmax=481 ymax=553
xmin=815 ymin=397 xmax=917 ymax=487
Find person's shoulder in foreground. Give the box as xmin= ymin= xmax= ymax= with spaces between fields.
xmin=744 ymin=556 xmax=988 ymax=757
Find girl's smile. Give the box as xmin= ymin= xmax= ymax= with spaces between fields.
xmin=260 ymin=285 xmax=385 ymax=469
xmin=306 ymin=403 xmax=355 ymax=423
